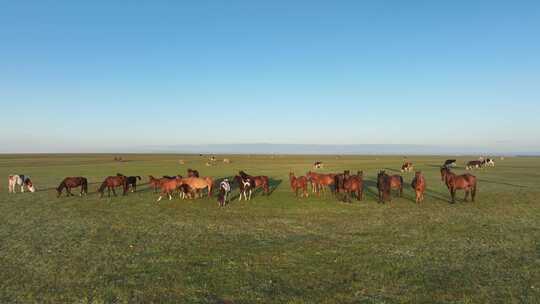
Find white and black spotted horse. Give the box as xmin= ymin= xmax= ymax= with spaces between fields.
xmin=8 ymin=174 xmax=36 ymax=193
xmin=217 ymin=179 xmax=232 ymax=207
xmin=239 ymin=178 xmax=252 ymax=201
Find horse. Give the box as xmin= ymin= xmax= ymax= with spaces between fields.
xmin=341 ymin=171 xmax=363 ymax=202
xmin=217 ymin=178 xmax=231 ymax=206
xmin=306 ymin=171 xmax=336 ymax=195
xmin=289 ymin=172 xmax=308 ymax=198
xmin=8 ymin=174 xmax=35 ymax=193
xmin=334 ymin=170 xmax=350 ymax=194
xmin=466 ymin=160 xmax=483 ymax=170
xmin=156 ymin=177 xmax=183 ymax=202
xmin=483 ymin=158 xmax=495 ymax=167
xmin=56 ymin=177 xmax=88 ymax=197
xmin=187 ymin=169 xmax=200 ymax=178
xmin=239 ymin=171 xmax=270 ymax=195
xmin=97 ymin=176 xmax=128 ymax=198
xmin=116 ymin=173 xmax=141 ymax=192
xmin=401 ymin=162 xmax=413 ymax=172
xmin=443 ymin=159 xmax=457 ymax=169
xmin=377 ymin=171 xmax=403 ymax=203
xmin=179 ymin=183 xmax=195 ymax=199
xmin=440 ymin=167 xmax=477 ymax=203
xmin=234 ymin=175 xmax=252 ymax=201
xmin=178 ymin=176 xmax=213 ymax=198
xmin=411 ymin=171 xmax=426 ymax=203
xmin=313 ymin=161 xmax=323 ymax=169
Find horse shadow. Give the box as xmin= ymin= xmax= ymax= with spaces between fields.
xmin=477 ymin=178 xmax=527 ymax=188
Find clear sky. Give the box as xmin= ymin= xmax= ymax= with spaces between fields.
xmin=1 ymin=1 xmax=539 ymax=153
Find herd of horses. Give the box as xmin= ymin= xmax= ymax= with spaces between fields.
xmin=8 ymin=158 xmax=491 ymax=205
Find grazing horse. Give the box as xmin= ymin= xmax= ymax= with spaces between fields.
xmin=187 ymin=168 xmax=200 ymax=178
xmin=443 ymin=159 xmax=457 ymax=169
xmin=239 ymin=171 xmax=270 ymax=196
xmin=217 ymin=178 xmax=231 ymax=206
xmin=411 ymin=171 xmax=426 ymax=203
xmin=116 ymin=173 xmax=141 ymax=192
xmin=483 ymin=158 xmax=495 ymax=167
xmin=98 ymin=176 xmax=128 ymax=198
xmin=466 ymin=160 xmax=483 ymax=170
xmin=401 ymin=162 xmax=413 ymax=172
xmin=289 ymin=172 xmax=308 ymax=198
xmin=56 ymin=177 xmax=88 ymax=197
xmin=8 ymin=174 xmax=36 ymax=193
xmin=178 ymin=176 xmax=213 ymax=198
xmin=234 ymin=175 xmax=253 ymax=201
xmin=341 ymin=171 xmax=363 ymax=202
xmin=306 ymin=171 xmax=336 ymax=195
xmin=377 ymin=171 xmax=403 ymax=203
xmin=440 ymin=167 xmax=477 ymax=203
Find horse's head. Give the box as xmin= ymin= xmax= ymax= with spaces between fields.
xmin=26 ymin=179 xmax=36 ymax=192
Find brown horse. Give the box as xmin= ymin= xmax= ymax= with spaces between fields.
xmin=289 ymin=172 xmax=308 ymax=198
xmin=56 ymin=177 xmax=88 ymax=197
xmin=411 ymin=171 xmax=426 ymax=203
xmin=179 ymin=176 xmax=213 ymax=198
xmin=239 ymin=171 xmax=270 ymax=195
xmin=98 ymin=176 xmax=128 ymax=198
xmin=440 ymin=167 xmax=477 ymax=203
xmin=341 ymin=171 xmax=363 ymax=202
xmin=377 ymin=171 xmax=403 ymax=203
xmin=156 ymin=177 xmax=183 ymax=202
xmin=306 ymin=171 xmax=336 ymax=196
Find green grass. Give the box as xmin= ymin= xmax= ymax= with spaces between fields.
xmin=1 ymin=154 xmax=539 ymax=303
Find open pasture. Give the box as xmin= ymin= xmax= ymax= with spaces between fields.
xmin=1 ymin=154 xmax=539 ymax=303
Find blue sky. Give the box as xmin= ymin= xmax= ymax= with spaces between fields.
xmin=1 ymin=1 xmax=539 ymax=153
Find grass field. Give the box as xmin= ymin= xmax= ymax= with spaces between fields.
xmin=0 ymin=154 xmax=539 ymax=303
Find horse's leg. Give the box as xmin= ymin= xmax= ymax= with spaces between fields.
xmin=450 ymin=188 xmax=455 ymax=203
xmin=464 ymin=189 xmax=469 ymax=202
xmin=248 ymin=189 xmax=252 ymax=200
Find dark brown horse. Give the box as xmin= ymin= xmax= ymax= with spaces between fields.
xmin=377 ymin=170 xmax=403 ymax=203
xmin=466 ymin=160 xmax=483 ymax=170
xmin=56 ymin=177 xmax=88 ymax=197
xmin=187 ymin=168 xmax=200 ymax=178
xmin=341 ymin=171 xmax=363 ymax=202
xmin=289 ymin=172 xmax=308 ymax=198
xmin=239 ymin=171 xmax=270 ymax=195
xmin=440 ymin=167 xmax=477 ymax=203
xmin=116 ymin=173 xmax=141 ymax=192
xmin=411 ymin=171 xmax=426 ymax=203
xmin=98 ymin=176 xmax=128 ymax=198
xmin=334 ymin=170 xmax=350 ymax=194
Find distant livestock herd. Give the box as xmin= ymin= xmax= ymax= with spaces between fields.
xmin=7 ymin=158 xmax=496 ymax=206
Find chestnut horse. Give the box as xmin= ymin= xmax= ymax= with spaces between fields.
xmin=411 ymin=171 xmax=426 ymax=203
xmin=179 ymin=176 xmax=213 ymax=198
xmin=306 ymin=171 xmax=336 ymax=195
xmin=440 ymin=167 xmax=477 ymax=203
xmin=377 ymin=171 xmax=403 ymax=203
xmin=56 ymin=177 xmax=88 ymax=197
xmin=289 ymin=172 xmax=308 ymax=198
xmin=341 ymin=171 xmax=363 ymax=202
xmin=98 ymin=175 xmax=128 ymax=198
xmin=156 ymin=177 xmax=183 ymax=202
xmin=239 ymin=171 xmax=270 ymax=195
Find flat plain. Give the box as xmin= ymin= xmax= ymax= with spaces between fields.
xmin=0 ymin=154 xmax=539 ymax=303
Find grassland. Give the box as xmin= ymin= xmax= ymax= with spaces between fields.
xmin=0 ymin=154 xmax=539 ymax=303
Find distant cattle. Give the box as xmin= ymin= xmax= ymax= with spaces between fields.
xmin=466 ymin=160 xmax=483 ymax=170
xmin=401 ymin=162 xmax=413 ymax=172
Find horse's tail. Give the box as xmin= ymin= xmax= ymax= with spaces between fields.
xmin=471 ymin=178 xmax=477 ymax=200
xmin=82 ymin=178 xmax=88 ymax=194
xmin=399 ymin=175 xmax=404 ymax=187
